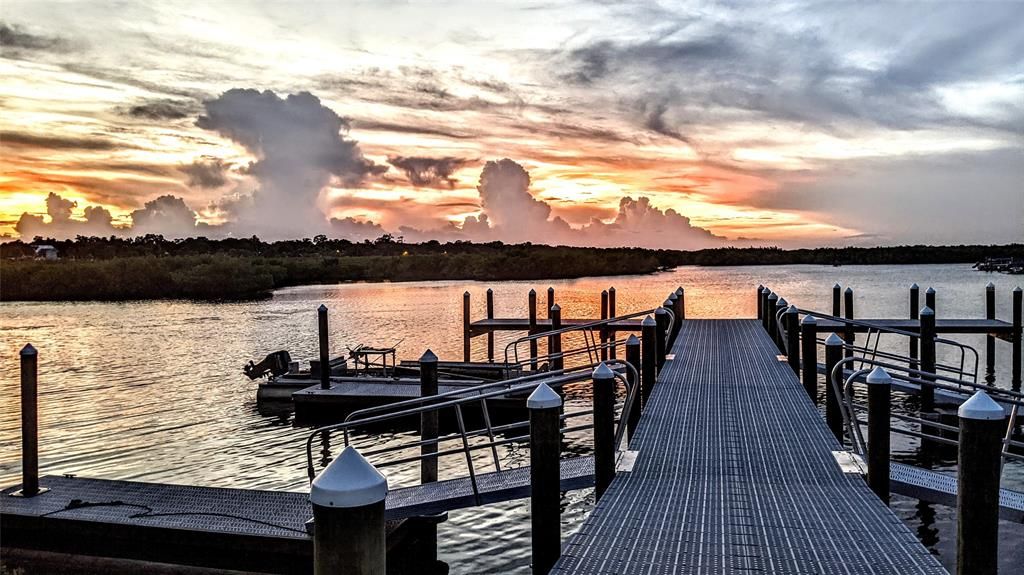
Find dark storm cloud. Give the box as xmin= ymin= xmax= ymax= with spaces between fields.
xmin=387 ymin=156 xmax=472 ymax=189
xmin=126 ymin=99 xmax=197 ymax=120
xmin=181 ymin=157 xmax=230 ymax=189
xmin=0 ymin=22 xmax=70 ymax=52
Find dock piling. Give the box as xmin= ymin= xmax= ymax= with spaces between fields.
xmin=318 ymin=305 xmax=330 ymax=390
xmin=310 ymin=446 xmax=388 ymax=575
xmin=832 ymin=283 xmax=841 ymax=317
xmin=956 ymin=391 xmax=1004 ymax=575
xmin=843 ymin=288 xmax=854 ymax=360
xmin=546 ymin=287 xmax=554 ymax=319
xmin=463 ymin=292 xmax=471 ymax=362
xmin=592 ymin=363 xmax=616 ymax=501
xmin=608 ymin=287 xmax=617 ymax=360
xmin=600 ymin=290 xmax=609 ymax=361
xmin=909 ymin=284 xmax=919 ymax=370
xmin=756 ymin=284 xmax=764 ymax=319
xmin=824 ymin=333 xmax=845 ymax=442
xmin=785 ymin=305 xmax=800 ymax=374
xmin=985 ymin=283 xmax=995 ymax=384
xmin=767 ymin=292 xmax=779 ymax=343
xmin=925 ymin=286 xmax=936 ymax=314
xmin=866 ymin=367 xmax=892 ymax=505
xmin=15 ymin=344 xmax=41 ymax=498
xmin=528 ymin=383 xmax=562 ymax=575
xmin=419 ymin=350 xmax=439 ymax=484
xmin=654 ymin=307 xmax=669 ymax=369
xmin=641 ymin=316 xmax=657 ymax=405
xmin=774 ymin=297 xmax=788 ymax=353
xmin=800 ymin=316 xmax=818 ymax=403
xmin=549 ymin=305 xmax=563 ymax=371
xmin=1013 ymin=287 xmax=1021 ymax=391
xmin=761 ymin=287 xmax=771 ymax=332
xmin=528 ymin=289 xmax=538 ymax=370
xmin=486 ymin=289 xmax=494 ymax=363
xmin=920 ymin=306 xmax=936 ymax=411
xmin=625 ymin=335 xmax=641 ymax=437
xmin=672 ymin=288 xmax=684 ymax=343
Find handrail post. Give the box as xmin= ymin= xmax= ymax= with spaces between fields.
xmin=832 ymin=283 xmax=841 ymax=317
xmin=463 ymin=291 xmax=472 ymax=362
xmin=766 ymin=293 xmax=779 ymax=343
xmin=592 ymin=363 xmax=616 ymax=501
xmin=625 ymin=335 xmax=641 ymax=438
xmin=608 ymin=287 xmax=617 ymax=360
xmin=641 ymin=316 xmax=657 ymax=406
xmin=311 ymin=446 xmax=388 ymax=575
xmin=675 ymin=286 xmax=685 ymax=321
xmin=1012 ymin=286 xmax=1022 ymax=392
xmin=920 ymin=306 xmax=936 ymax=412
xmin=909 ymin=284 xmax=919 ymax=371
xmin=785 ymin=305 xmax=800 ymax=374
xmin=866 ymin=367 xmax=891 ymax=504
xmin=761 ymin=287 xmax=771 ymax=332
xmin=546 ymin=287 xmax=554 ymax=319
xmin=774 ymin=297 xmax=788 ymax=353
xmin=824 ymin=334 xmax=845 ymax=442
xmin=600 ymin=290 xmax=609 ymax=361
xmin=956 ymin=391 xmax=1004 ymax=575
xmin=843 ymin=287 xmax=855 ymax=360
xmin=550 ymin=305 xmax=563 ymax=371
xmin=486 ymin=288 xmax=495 ymax=363
xmin=756 ymin=284 xmax=764 ymax=320
xmin=318 ymin=304 xmax=331 ymax=390
xmin=16 ymin=344 xmax=41 ymax=497
xmin=654 ymin=307 xmax=669 ymax=369
xmin=528 ymin=289 xmax=538 ymax=370
xmin=800 ymin=316 xmax=818 ymax=403
xmin=528 ymin=383 xmax=562 ymax=575
xmin=419 ymin=350 xmax=439 ymax=484
xmin=984 ymin=282 xmax=995 ymax=384
xmin=925 ymin=286 xmax=936 ymax=314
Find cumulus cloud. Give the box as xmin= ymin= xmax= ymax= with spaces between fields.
xmin=387 ymin=156 xmax=470 ymax=188
xmin=130 ymin=195 xmax=199 ymax=237
xmin=181 ymin=156 xmax=230 ymax=189
xmin=14 ymin=192 xmax=118 ymax=239
xmin=196 ymin=89 xmax=387 ymax=238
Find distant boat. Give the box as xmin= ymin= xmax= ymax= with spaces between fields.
xmin=973 ymin=257 xmax=1017 ymax=273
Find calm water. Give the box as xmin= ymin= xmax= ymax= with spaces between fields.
xmin=1 ymin=264 xmax=1022 ymax=573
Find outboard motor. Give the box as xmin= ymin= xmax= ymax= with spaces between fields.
xmin=244 ymin=350 xmax=293 ymax=380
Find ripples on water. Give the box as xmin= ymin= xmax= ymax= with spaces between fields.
xmin=1 ymin=264 xmax=1022 ymax=573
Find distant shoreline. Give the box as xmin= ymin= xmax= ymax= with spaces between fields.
xmin=2 ymin=237 xmax=1021 ymax=302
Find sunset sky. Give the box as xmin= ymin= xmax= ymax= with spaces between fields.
xmin=1 ymin=1 xmax=1021 ymax=248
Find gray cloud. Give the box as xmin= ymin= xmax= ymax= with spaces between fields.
xmin=387 ymin=156 xmax=471 ymax=189
xmin=126 ymin=99 xmax=196 ymax=120
xmin=0 ymin=22 xmax=70 ymax=52
xmin=130 ymin=195 xmax=199 ymax=237
xmin=2 ymin=131 xmax=126 ymax=151
xmin=14 ymin=192 xmax=118 ymax=239
xmin=181 ymin=156 xmax=230 ymax=189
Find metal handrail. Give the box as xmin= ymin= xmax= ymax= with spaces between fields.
xmin=304 ymin=359 xmax=640 ymax=490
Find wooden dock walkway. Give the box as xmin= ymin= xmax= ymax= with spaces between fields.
xmin=553 ymin=319 xmax=946 ymax=574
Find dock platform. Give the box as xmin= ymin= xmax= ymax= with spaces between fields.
xmin=553 ymin=319 xmax=946 ymax=574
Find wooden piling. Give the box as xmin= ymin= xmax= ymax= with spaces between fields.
xmin=486 ymin=289 xmax=495 ymax=363
xmin=625 ymin=335 xmax=641 ymax=437
xmin=600 ymin=290 xmax=609 ymax=361
xmin=785 ymin=305 xmax=800 ymax=374
xmin=909 ymin=284 xmax=919 ymax=370
xmin=673 ymin=287 xmax=685 ymax=342
xmin=463 ymin=292 xmax=471 ymax=362
xmin=800 ymin=316 xmax=818 ymax=403
xmin=920 ymin=306 xmax=936 ymax=412
xmin=592 ymin=363 xmax=616 ymax=501
xmin=832 ymin=283 xmax=841 ymax=317
xmin=843 ymin=288 xmax=854 ymax=360
xmin=528 ymin=383 xmax=562 ymax=575
xmin=546 ymin=287 xmax=554 ymax=319
xmin=956 ymin=391 xmax=1004 ymax=575
xmin=866 ymin=367 xmax=891 ymax=505
xmin=528 ymin=289 xmax=539 ymax=371
xmin=550 ymin=304 xmax=563 ymax=371
xmin=311 ymin=447 xmax=387 ymax=575
xmin=1013 ymin=287 xmax=1022 ymax=392
xmin=318 ymin=305 xmax=330 ymax=390
xmin=654 ymin=307 xmax=669 ymax=369
xmin=16 ymin=344 xmax=41 ymax=497
xmin=985 ymin=283 xmax=995 ymax=384
xmin=925 ymin=286 xmax=936 ymax=314
xmin=824 ymin=333 xmax=845 ymax=442
xmin=419 ymin=350 xmax=439 ymax=484
xmin=641 ymin=316 xmax=657 ymax=406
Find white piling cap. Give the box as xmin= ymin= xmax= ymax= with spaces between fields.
xmin=920 ymin=305 xmax=934 ymax=316
xmin=926 ymin=287 xmax=936 ymax=294
xmin=527 ymin=382 xmax=562 ymax=409
xmin=800 ymin=315 xmax=817 ymax=325
xmin=310 ymin=446 xmax=388 ymax=508
xmin=824 ymin=333 xmax=844 ymax=346
xmin=986 ymin=282 xmax=995 ymax=289
xmin=865 ymin=366 xmax=892 ymax=385
xmin=958 ymin=391 xmax=1005 ymax=421
xmin=641 ymin=315 xmax=656 ymax=326
xmin=625 ymin=334 xmax=640 ymax=345
xmin=910 ymin=283 xmax=919 ymax=290
xmin=768 ymin=292 xmax=778 ymax=300
xmin=419 ymin=349 xmax=438 ymax=363
xmin=592 ymin=362 xmax=616 ymax=380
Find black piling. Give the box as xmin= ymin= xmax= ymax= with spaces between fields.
xmin=486 ymin=289 xmax=495 ymax=363
xmin=608 ymin=287 xmax=617 ymax=360
xmin=600 ymin=290 xmax=609 ymax=361
xmin=549 ymin=304 xmax=563 ymax=371
xmin=625 ymin=335 xmax=641 ymax=438
xmin=774 ymin=297 xmax=788 ymax=354
xmin=956 ymin=391 xmax=1005 ymax=575
xmin=419 ymin=350 xmax=439 ymax=484
xmin=866 ymin=367 xmax=891 ymax=505
xmin=785 ymin=305 xmax=800 ymax=375
xmin=592 ymin=363 xmax=616 ymax=501
xmin=546 ymin=287 xmax=554 ymax=319
xmin=1013 ymin=287 xmax=1022 ymax=392
xmin=760 ymin=287 xmax=771 ymax=332
xmin=641 ymin=316 xmax=657 ymax=406
xmin=920 ymin=306 xmax=936 ymax=412
xmin=16 ymin=344 xmax=41 ymax=497
xmin=654 ymin=307 xmax=669 ymax=369
xmin=800 ymin=316 xmax=818 ymax=403
xmin=909 ymin=284 xmax=919 ymax=370
xmin=318 ymin=304 xmax=330 ymax=390
xmin=832 ymin=283 xmax=841 ymax=317
xmin=756 ymin=284 xmax=764 ymax=319
xmin=463 ymin=291 xmax=471 ymax=362
xmin=925 ymin=286 xmax=936 ymax=314
xmin=766 ymin=292 xmax=779 ymax=342
xmin=843 ymin=287 xmax=854 ymax=360
xmin=529 ymin=289 xmax=539 ymax=370
xmin=528 ymin=383 xmax=562 ymax=575
xmin=824 ymin=333 xmax=845 ymax=442
xmin=985 ymin=282 xmax=995 ymax=384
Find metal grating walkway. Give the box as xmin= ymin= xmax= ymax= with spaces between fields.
xmin=553 ymin=320 xmax=947 ymax=574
